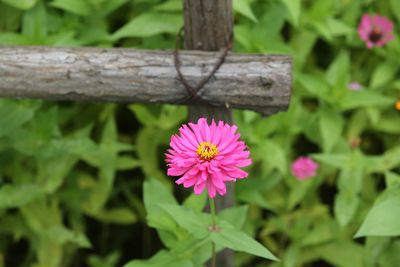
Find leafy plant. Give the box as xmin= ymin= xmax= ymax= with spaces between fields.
xmin=0 ymin=0 xmax=399 ymax=266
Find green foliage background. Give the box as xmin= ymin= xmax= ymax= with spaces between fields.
xmin=0 ymin=0 xmax=400 ymax=266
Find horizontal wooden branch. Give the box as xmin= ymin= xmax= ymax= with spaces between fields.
xmin=0 ymin=46 xmax=291 ymax=115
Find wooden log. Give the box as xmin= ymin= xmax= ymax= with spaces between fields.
xmin=183 ymin=1 xmax=233 ymax=267
xmin=0 ymin=46 xmax=291 ymax=116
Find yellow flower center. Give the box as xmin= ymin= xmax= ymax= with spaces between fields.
xmin=196 ymin=142 xmax=218 ymax=161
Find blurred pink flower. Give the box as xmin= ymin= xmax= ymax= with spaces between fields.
xmin=358 ymin=14 xmax=394 ymax=49
xmin=348 ymin=82 xmax=362 ymax=90
xmin=291 ymin=156 xmax=318 ymax=180
xmin=166 ymin=118 xmax=252 ymax=198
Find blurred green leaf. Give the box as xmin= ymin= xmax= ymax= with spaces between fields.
xmin=183 ymin=193 xmax=207 ymax=213
xmin=153 ymin=0 xmax=181 ymax=12
xmin=94 ymin=208 xmax=137 ymax=225
xmin=1 ymin=0 xmax=38 ymax=10
xmin=233 ymin=0 xmax=258 ymax=23
xmin=22 ymin=0 xmax=46 ymax=39
xmin=316 ymin=241 xmax=363 ymax=267
xmin=325 ymin=51 xmax=350 ymax=88
xmin=101 ymin=0 xmax=128 ymax=16
xmin=88 ymin=251 xmax=121 ymax=267
xmin=356 ymin=184 xmax=400 ymax=237
xmin=123 ymin=250 xmax=194 ymax=267
xmin=389 ymin=0 xmax=400 ymax=22
xmin=334 ymin=152 xmax=363 ymax=227
xmin=0 ymin=184 xmax=43 ymax=209
xmin=143 ymin=179 xmax=178 ymax=231
xmin=339 ymin=91 xmax=394 ymax=110
xmin=50 ymin=0 xmax=92 ymax=16
xmin=0 ymin=100 xmax=37 ymax=138
xmin=112 ymin=13 xmax=181 ymax=39
xmin=136 ymin=127 xmax=166 ymax=181
xmin=0 ymin=3 xmax=22 ymax=31
xmin=319 ymin=107 xmax=344 ymax=152
xmin=219 ymin=205 xmax=248 ymax=230
xmin=370 ymin=61 xmax=398 ymax=89
xmin=160 ymin=204 xmax=209 ymax=239
xmin=280 ymin=0 xmax=300 ymax=26
xmin=210 ymin=221 xmax=278 ymax=261
xmin=42 ymin=225 xmax=91 ymax=248
xmin=0 ymin=32 xmax=33 ymax=45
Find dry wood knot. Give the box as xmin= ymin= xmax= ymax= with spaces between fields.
xmin=259 ymin=77 xmax=273 ymax=90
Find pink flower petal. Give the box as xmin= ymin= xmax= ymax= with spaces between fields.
xmin=291 ymin=156 xmax=319 ymax=180
xmin=166 ymin=118 xmax=252 ymax=198
xmin=358 ymin=13 xmax=395 ymax=48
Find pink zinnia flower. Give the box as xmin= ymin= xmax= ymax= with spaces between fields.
xmin=358 ymin=14 xmax=394 ymax=49
xmin=166 ymin=118 xmax=252 ymax=198
xmin=348 ymin=82 xmax=362 ymax=91
xmin=291 ymin=156 xmax=318 ymax=180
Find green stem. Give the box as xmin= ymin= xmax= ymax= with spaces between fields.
xmin=211 ymin=242 xmax=216 ymax=267
xmin=209 ymin=197 xmax=217 ymax=227
xmin=209 ymin=197 xmax=217 ymax=267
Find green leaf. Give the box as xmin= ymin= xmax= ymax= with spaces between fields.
xmin=41 ymin=226 xmax=91 ymax=248
xmin=370 ymin=61 xmax=398 ymax=88
xmin=183 ymin=193 xmax=207 ymax=212
xmin=130 ymin=104 xmax=186 ymax=130
xmin=0 ymin=184 xmax=44 ymax=209
xmin=100 ymin=0 xmax=128 ymax=16
xmin=288 ymin=178 xmax=314 ymax=210
xmin=153 ymin=0 xmax=181 ymax=11
xmin=385 ymin=172 xmax=400 ymax=188
xmin=356 ymin=184 xmax=400 ymax=237
xmin=296 ymin=73 xmax=330 ymax=100
xmin=326 ymin=17 xmax=353 ymax=36
xmin=301 ymin=221 xmax=336 ymax=246
xmin=280 ymin=0 xmax=300 ymax=26
xmin=136 ymin=127 xmax=165 ymax=180
xmin=112 ymin=13 xmax=182 ymax=39
xmin=210 ymin=223 xmax=277 ymax=261
xmin=129 ymin=104 xmax=159 ymax=127
xmin=50 ymin=0 xmax=92 ymax=16
xmin=334 ymin=152 xmax=364 ymax=227
xmin=335 ymin=192 xmax=359 ymax=227
xmin=312 ymin=153 xmax=348 ymax=169
xmin=373 ymin=114 xmax=400 ymax=134
xmin=316 ymin=241 xmax=363 ymax=267
xmin=143 ymin=179 xmax=178 ymax=232
xmin=255 ymin=140 xmax=287 ymax=174
xmin=233 ymin=0 xmax=258 ymax=23
xmin=1 ymin=0 xmax=38 ymax=10
xmin=116 ymin=156 xmax=141 ymax=170
xmin=0 ymin=32 xmax=33 ymax=45
xmin=21 ymin=0 xmax=47 ymax=39
xmin=94 ymin=208 xmax=137 ymax=225
xmin=339 ymin=90 xmax=394 ymax=110
xmin=123 ymin=250 xmax=194 ymax=267
xmin=219 ymin=205 xmax=248 ymax=230
xmin=319 ymin=107 xmax=343 ymax=152
xmin=0 ymin=100 xmax=36 ymax=138
xmin=390 ymin=0 xmax=400 ymax=22
xmin=159 ymin=204 xmax=209 ymax=239
xmin=88 ymin=251 xmax=121 ymax=267
xmin=325 ymin=51 xmax=350 ymax=88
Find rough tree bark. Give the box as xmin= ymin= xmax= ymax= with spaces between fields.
xmin=183 ymin=1 xmax=235 ymax=266
xmin=0 ymin=46 xmax=290 ymax=116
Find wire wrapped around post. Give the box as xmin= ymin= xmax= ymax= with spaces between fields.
xmin=174 ymin=26 xmax=233 ymax=105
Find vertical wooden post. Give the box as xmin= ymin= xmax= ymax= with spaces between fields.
xmin=183 ymin=1 xmax=234 ymax=266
